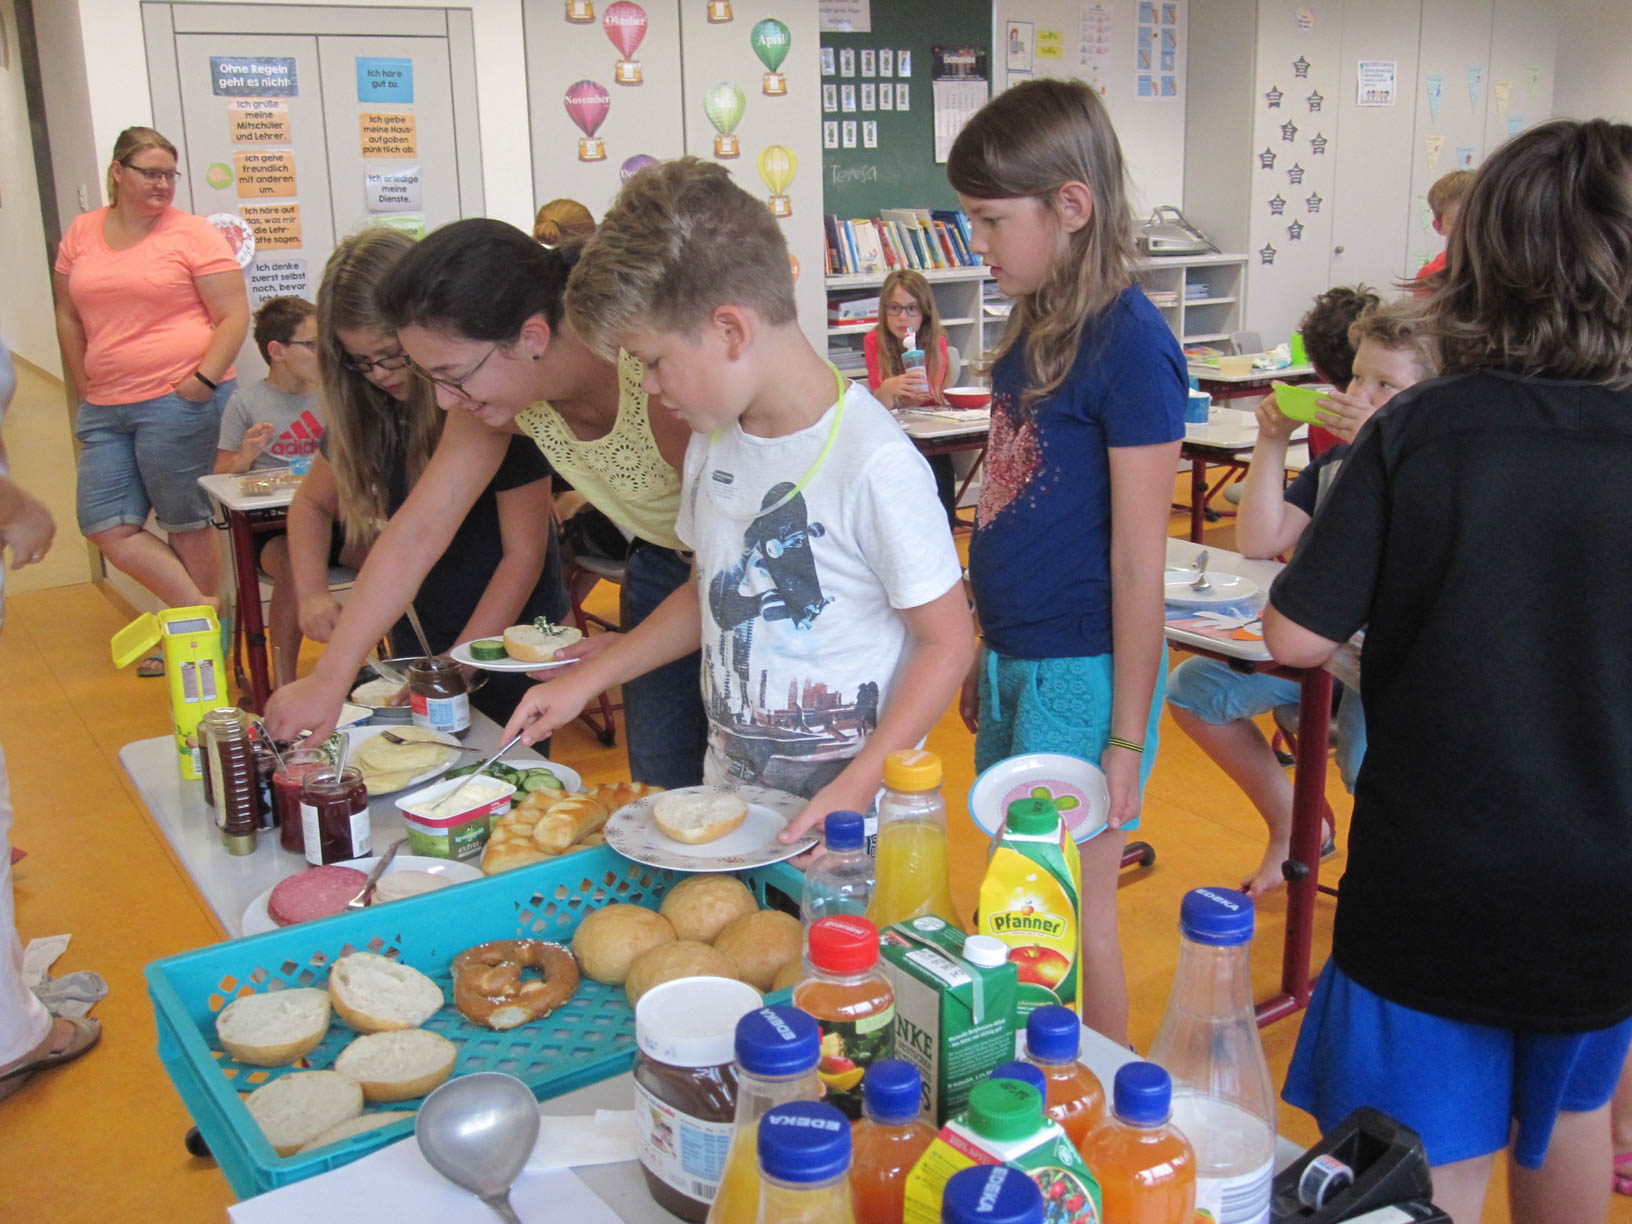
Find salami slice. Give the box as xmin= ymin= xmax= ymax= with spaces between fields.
xmin=268 ymin=865 xmax=369 ymax=927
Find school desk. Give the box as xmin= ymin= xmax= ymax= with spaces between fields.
xmin=896 ymin=406 xmax=990 ymax=514
xmin=1180 ymin=408 xmax=1309 ymax=542
xmin=1189 ymin=357 xmax=1318 ymax=402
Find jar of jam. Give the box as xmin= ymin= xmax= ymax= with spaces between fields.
xmin=407 ymin=656 xmax=470 ymax=737
xmin=201 ymin=707 xmax=260 ymax=855
xmin=299 ymin=767 xmax=371 ymax=865
xmin=252 ymin=736 xmax=279 ymax=830
xmin=275 ymin=749 xmax=331 ymax=854
xmin=631 ymin=975 xmax=763 ymax=1221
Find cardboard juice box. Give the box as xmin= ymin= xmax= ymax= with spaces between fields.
xmin=879 ymin=916 xmax=1019 ymax=1126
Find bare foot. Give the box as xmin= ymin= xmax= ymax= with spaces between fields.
xmin=0 ymin=1017 xmax=83 ymax=1077
xmin=1242 ymin=849 xmax=1288 ymax=898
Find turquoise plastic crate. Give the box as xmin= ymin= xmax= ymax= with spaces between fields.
xmin=145 ymin=846 xmax=802 ymax=1199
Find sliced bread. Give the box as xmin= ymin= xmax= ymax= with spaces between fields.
xmin=296 ymin=1110 xmax=417 ymax=1154
xmin=244 ymin=1070 xmax=364 ymax=1156
xmin=327 ymin=952 xmax=443 ymax=1033
xmin=333 ymin=1029 xmax=457 ymax=1102
xmin=502 ymin=620 xmax=583 ymax=662
xmin=215 ymin=987 xmax=332 ymax=1066
xmin=652 ymin=791 xmax=749 ymax=845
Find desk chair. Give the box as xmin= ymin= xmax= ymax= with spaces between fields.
xmin=1230 ymin=330 xmax=1264 ymax=356
xmin=1270 ymin=703 xmax=1340 ymax=899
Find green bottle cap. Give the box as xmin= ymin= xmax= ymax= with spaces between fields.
xmin=1005 ymin=797 xmax=1059 ymax=835
xmin=967 ymin=1078 xmax=1044 ymax=1142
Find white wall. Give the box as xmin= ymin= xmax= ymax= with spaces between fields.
xmin=1554 ymin=0 xmax=1632 ymax=123
xmin=0 ymin=0 xmax=61 ymax=374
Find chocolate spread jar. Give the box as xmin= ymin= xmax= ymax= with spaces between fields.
xmin=406 ymin=656 xmax=470 ymax=737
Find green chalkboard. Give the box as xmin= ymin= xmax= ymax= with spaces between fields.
xmin=820 ymin=1 xmax=993 ymax=218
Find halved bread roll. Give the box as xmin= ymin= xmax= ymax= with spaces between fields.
xmin=333 ymin=1029 xmax=457 ymax=1102
xmin=297 ymin=1110 xmax=416 ymax=1154
xmin=502 ymin=621 xmax=583 ymax=662
xmin=215 ymin=987 xmax=332 ymax=1066
xmin=245 ymin=1070 xmax=364 ymax=1156
xmin=327 ymin=952 xmax=443 ymax=1033
xmin=652 ymin=791 xmax=749 ymax=845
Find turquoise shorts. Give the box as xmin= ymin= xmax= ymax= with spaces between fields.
xmin=974 ymin=647 xmax=1167 ymax=834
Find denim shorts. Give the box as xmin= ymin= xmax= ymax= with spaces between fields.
xmin=619 ymin=541 xmax=708 ymax=790
xmin=74 ymin=381 xmax=235 ymax=534
xmin=974 ymin=647 xmax=1167 ymax=834
xmin=1285 ymin=962 xmax=1632 ymax=1168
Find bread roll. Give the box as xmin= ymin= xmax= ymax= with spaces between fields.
xmin=652 ymin=791 xmax=749 ymax=845
xmin=770 ymin=958 xmax=804 ymax=993
xmin=714 ymin=910 xmax=803 ymax=991
xmin=483 ymin=791 xmax=586 ymax=873
xmin=573 ymin=905 xmax=677 ymax=985
xmin=333 ymin=1029 xmax=457 ymax=1102
xmin=327 ymin=953 xmax=443 ymax=1033
xmin=215 ymin=988 xmax=332 ymax=1066
xmin=659 ymin=873 xmax=758 ymax=943
xmin=297 ymin=1110 xmax=417 ymax=1154
xmin=587 ymin=781 xmax=665 ymax=812
xmin=625 ymin=941 xmax=740 ymax=1006
xmin=530 ymin=795 xmax=610 ymax=853
xmin=502 ymin=621 xmax=583 ymax=662
xmin=245 ymin=1071 xmax=364 ymax=1156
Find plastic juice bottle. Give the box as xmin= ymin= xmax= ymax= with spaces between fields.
xmin=851 ymin=1060 xmax=938 ymax=1224
xmin=990 ymin=1061 xmax=1048 ymax=1100
xmin=1078 ymin=1062 xmax=1197 ymax=1224
xmin=794 ymin=916 xmax=896 ymax=1120
xmin=802 ymin=810 xmax=875 ymax=925
xmin=941 ymin=1164 xmax=1047 ymax=1224
xmin=1022 ymin=1005 xmax=1106 ymax=1150
xmin=977 ymin=797 xmax=1083 ymax=1017
xmin=755 ymin=1100 xmax=857 ymax=1224
xmin=707 ymin=1005 xmax=822 ymax=1224
xmin=1146 ymin=888 xmax=1277 ymax=1224
xmin=868 ymin=749 xmax=959 ymax=929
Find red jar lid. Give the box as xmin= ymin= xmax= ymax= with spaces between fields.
xmin=807 ymin=915 xmax=880 ymax=974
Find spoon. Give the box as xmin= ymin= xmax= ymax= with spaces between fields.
xmin=416 ymin=1073 xmax=540 ymax=1222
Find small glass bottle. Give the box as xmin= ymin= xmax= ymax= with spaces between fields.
xmin=850 ymin=1060 xmax=936 ymax=1224
xmin=201 ymin=707 xmax=259 ymax=855
xmin=755 ymin=1100 xmax=856 ymax=1224
xmin=407 ymin=655 xmax=470 ymax=737
xmin=866 ymin=749 xmax=959 ymax=929
xmin=793 ymin=916 xmax=896 ymax=1120
xmin=273 ymin=748 xmax=330 ymax=854
xmin=707 ymin=1005 xmax=822 ymax=1224
xmin=801 ymin=810 xmax=874 ymax=926
xmin=1022 ymin=1004 xmax=1107 ymax=1150
xmin=941 ymin=1164 xmax=1046 ymax=1224
xmin=299 ymin=766 xmax=371 ymax=865
xmin=1078 ymin=1062 xmax=1197 ymax=1224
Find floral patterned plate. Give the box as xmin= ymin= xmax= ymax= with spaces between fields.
xmin=604 ymin=784 xmax=816 ymax=872
xmin=967 ymin=753 xmax=1110 ymax=844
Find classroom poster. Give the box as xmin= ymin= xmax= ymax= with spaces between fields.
xmin=210 ymin=55 xmax=298 ymax=96
xmin=1078 ymin=3 xmax=1112 ymax=98
xmin=1006 ymin=20 xmax=1034 ymax=75
xmin=818 ymin=0 xmax=871 ymax=32
xmin=1134 ymin=0 xmax=1181 ymax=101
xmin=241 ymin=203 xmax=303 ymax=250
xmin=356 ymin=57 xmax=414 ymax=104
xmin=1356 ymin=61 xmax=1396 ymax=106
xmin=233 ymin=150 xmax=297 ymax=198
xmin=360 ymin=111 xmax=418 ymax=158
xmin=364 ymin=166 xmax=423 ymax=212
xmin=228 ymin=99 xmax=290 ymax=145
xmin=247 ymin=257 xmax=309 ymax=309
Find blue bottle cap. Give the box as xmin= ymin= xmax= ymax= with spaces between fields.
xmin=863 ymin=1059 xmax=922 ymax=1123
xmin=941 ymin=1164 xmax=1046 ymax=1224
xmin=1112 ymin=1061 xmax=1172 ymax=1126
xmin=1180 ymin=886 xmax=1255 ymax=946
xmin=1024 ymin=1005 xmax=1081 ymax=1063
xmin=824 ymin=810 xmax=864 ymax=852
xmin=757 ymin=1100 xmax=852 ymax=1184
xmin=991 ymin=1061 xmax=1048 ymax=1101
xmin=734 ymin=1005 xmax=820 ymax=1077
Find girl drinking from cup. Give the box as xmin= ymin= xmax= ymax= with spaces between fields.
xmin=865 ymin=269 xmax=959 ymax=525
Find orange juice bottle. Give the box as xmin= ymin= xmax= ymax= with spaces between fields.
xmin=850 ymin=1060 xmax=937 ymax=1224
xmin=1022 ymin=1005 xmax=1106 ymax=1150
xmin=867 ymin=749 xmax=959 ymax=929
xmin=793 ymin=916 xmax=896 ymax=1120
xmin=1078 ymin=1062 xmax=1196 ymax=1224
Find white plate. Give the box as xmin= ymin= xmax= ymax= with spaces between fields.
xmin=342 ymin=725 xmax=462 ymax=795
xmin=604 ymin=785 xmax=815 ymax=872
xmin=967 ymin=753 xmax=1111 ymax=844
xmin=448 ymin=640 xmax=581 ymax=673
xmin=336 ymin=702 xmax=372 ymax=728
xmin=1164 ymin=572 xmax=1260 ymax=609
xmin=241 ymin=855 xmax=484 ymax=936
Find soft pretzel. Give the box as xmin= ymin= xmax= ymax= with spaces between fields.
xmin=483 ymin=791 xmax=588 ymax=873
xmin=451 ymin=940 xmax=580 ymax=1029
xmin=586 ymin=781 xmax=665 ymax=812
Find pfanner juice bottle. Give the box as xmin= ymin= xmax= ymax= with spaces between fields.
xmin=977 ymin=797 xmax=1083 ymax=1017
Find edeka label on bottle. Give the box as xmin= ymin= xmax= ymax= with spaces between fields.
xmin=410 ymin=690 xmax=469 ymax=734
xmin=815 ymin=1004 xmax=895 ymax=1119
xmin=1195 ymin=1157 xmax=1273 ymax=1224
xmin=632 ymin=1078 xmax=735 ymax=1205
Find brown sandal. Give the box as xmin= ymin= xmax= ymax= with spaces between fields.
xmin=0 ymin=1016 xmax=101 ymax=1102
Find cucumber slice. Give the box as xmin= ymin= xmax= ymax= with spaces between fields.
xmin=468 ymin=637 xmax=508 ymax=661
xmin=521 ymin=770 xmax=562 ymax=792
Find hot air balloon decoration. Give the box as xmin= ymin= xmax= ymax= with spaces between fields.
xmin=703 ymin=82 xmax=746 ymax=159
xmin=565 ymin=0 xmax=594 ymax=22
xmin=620 ymin=154 xmax=659 ymax=183
xmin=604 ymin=2 xmax=647 ymax=86
xmin=706 ymin=0 xmax=732 ymax=21
xmin=758 ymin=144 xmax=797 ymax=218
xmin=750 ymin=18 xmax=792 ymax=96
xmin=564 ymin=80 xmax=612 ymax=162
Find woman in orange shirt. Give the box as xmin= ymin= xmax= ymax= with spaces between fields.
xmin=53 ymin=127 xmax=249 ymax=650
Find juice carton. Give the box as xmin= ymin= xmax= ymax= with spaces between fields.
xmin=902 ymin=1078 xmax=1102 ymax=1224
xmin=879 ymin=918 xmax=1019 ymax=1126
xmin=977 ymin=797 xmax=1083 ymax=1018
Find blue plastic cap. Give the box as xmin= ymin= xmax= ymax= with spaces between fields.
xmin=1025 ymin=1005 xmax=1081 ymax=1063
xmin=992 ymin=1061 xmax=1047 ymax=1100
xmin=824 ymin=810 xmax=864 ymax=852
xmin=941 ymin=1164 xmax=1046 ymax=1224
xmin=1113 ymin=1061 xmax=1172 ymax=1126
xmin=735 ymin=1005 xmax=820 ymax=1077
xmin=863 ymin=1059 xmax=922 ymax=1123
xmin=1180 ymin=886 xmax=1255 ymax=946
xmin=758 ymin=1101 xmax=852 ymax=1184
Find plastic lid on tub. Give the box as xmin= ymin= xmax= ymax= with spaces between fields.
xmin=967 ymin=1078 xmax=1044 ymax=1142
xmin=824 ymin=810 xmax=865 ymax=852
xmin=992 ymin=1061 xmax=1047 ymax=1100
xmin=1024 ymin=1005 xmax=1081 ymax=1063
xmin=1180 ymin=886 xmax=1255 ymax=946
xmin=1005 ymin=796 xmax=1060 ymax=835
xmin=757 ymin=1100 xmax=852 ymax=1184
xmin=1112 ymin=1061 xmax=1173 ymax=1126
xmin=962 ymin=935 xmax=1008 ymax=969
xmin=807 ymin=915 xmax=881 ymax=975
xmin=734 ymin=1004 xmax=820 ymax=1077
xmin=883 ymin=748 xmax=942 ymax=791
xmin=942 ymin=1164 xmax=1046 ymax=1224
xmin=635 ymin=976 xmax=763 ymax=1069
xmin=863 ymin=1060 xmax=923 ymax=1123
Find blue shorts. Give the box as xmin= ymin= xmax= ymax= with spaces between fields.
xmin=974 ymin=648 xmax=1166 ymax=834
xmin=1285 ymin=962 xmax=1632 ymax=1169
xmin=74 ymin=382 xmax=235 ymax=534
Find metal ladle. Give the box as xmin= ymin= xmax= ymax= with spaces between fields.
xmin=416 ymin=1072 xmax=540 ymax=1222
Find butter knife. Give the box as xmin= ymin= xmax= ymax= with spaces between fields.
xmin=347 ymin=837 xmax=408 ymax=910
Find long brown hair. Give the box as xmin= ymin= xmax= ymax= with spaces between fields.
xmin=1431 ymin=119 xmax=1632 ymax=387
xmin=532 ymin=198 xmax=595 ymax=246
xmin=872 ymin=269 xmax=945 ymax=389
xmin=948 ymin=79 xmax=1135 ymax=407
xmin=316 ymin=229 xmax=443 ymax=546
xmin=107 ymin=126 xmax=178 ymax=205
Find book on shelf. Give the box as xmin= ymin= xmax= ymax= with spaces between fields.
xmin=825 ymin=207 xmax=983 ymax=276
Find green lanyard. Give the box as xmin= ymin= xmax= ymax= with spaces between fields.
xmin=709 ymin=363 xmax=848 ymax=520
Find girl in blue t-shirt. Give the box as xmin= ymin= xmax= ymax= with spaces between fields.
xmin=947 ymin=79 xmax=1187 ymax=1042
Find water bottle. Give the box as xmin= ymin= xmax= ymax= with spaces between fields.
xmin=801 ymin=810 xmax=874 ymax=925
xmin=1145 ymin=888 xmax=1277 ymax=1224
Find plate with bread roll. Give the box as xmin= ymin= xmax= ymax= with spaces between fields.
xmin=449 ymin=618 xmax=586 ymax=672
xmin=603 ymin=784 xmax=817 ymax=872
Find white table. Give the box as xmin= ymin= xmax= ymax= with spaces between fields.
xmin=1188 ymin=359 xmax=1317 ymax=396
xmin=1179 ymin=408 xmax=1310 ymax=542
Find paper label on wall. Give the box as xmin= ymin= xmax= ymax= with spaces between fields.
xmin=211 ymin=55 xmax=298 ymax=97
xmin=1425 ymin=73 xmax=1444 ymax=121
xmin=861 ymin=83 xmax=875 ymax=110
xmin=356 ymin=56 xmax=414 ymax=104
xmin=365 ymin=165 xmax=423 ymax=212
xmin=1492 ymin=79 xmax=1511 ymax=122
xmin=241 ymin=203 xmax=302 ymax=250
xmin=896 ymin=83 xmax=910 ymax=110
xmin=1424 ymin=132 xmax=1443 ymax=172
xmin=248 ymin=256 xmax=309 ymax=308
xmin=1523 ymin=65 xmax=1541 ymax=103
xmin=1456 ymin=144 xmax=1475 ymax=170
xmin=228 ymin=99 xmax=291 ymax=145
xmin=374 ymin=214 xmax=427 ymax=239
xmin=1037 ymin=30 xmax=1064 ymax=59
xmin=862 ymin=119 xmax=878 ymax=148
xmin=1078 ymin=3 xmax=1112 ymax=96
xmin=1356 ymin=61 xmax=1396 ymax=106
xmin=1006 ymin=21 xmax=1035 ymax=74
xmin=360 ymin=112 xmax=418 ymax=158
xmin=1467 ymin=64 xmax=1485 ymax=109
xmin=233 ymin=150 xmax=297 ymax=198
xmin=932 ymin=79 xmax=987 ymax=162
xmin=818 ymin=0 xmax=871 ymax=32
xmin=823 ymin=120 xmax=839 ymax=149
xmin=842 ymin=120 xmax=857 ymax=148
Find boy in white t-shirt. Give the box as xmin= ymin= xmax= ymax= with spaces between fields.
xmin=503 ymin=158 xmax=974 ymax=848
